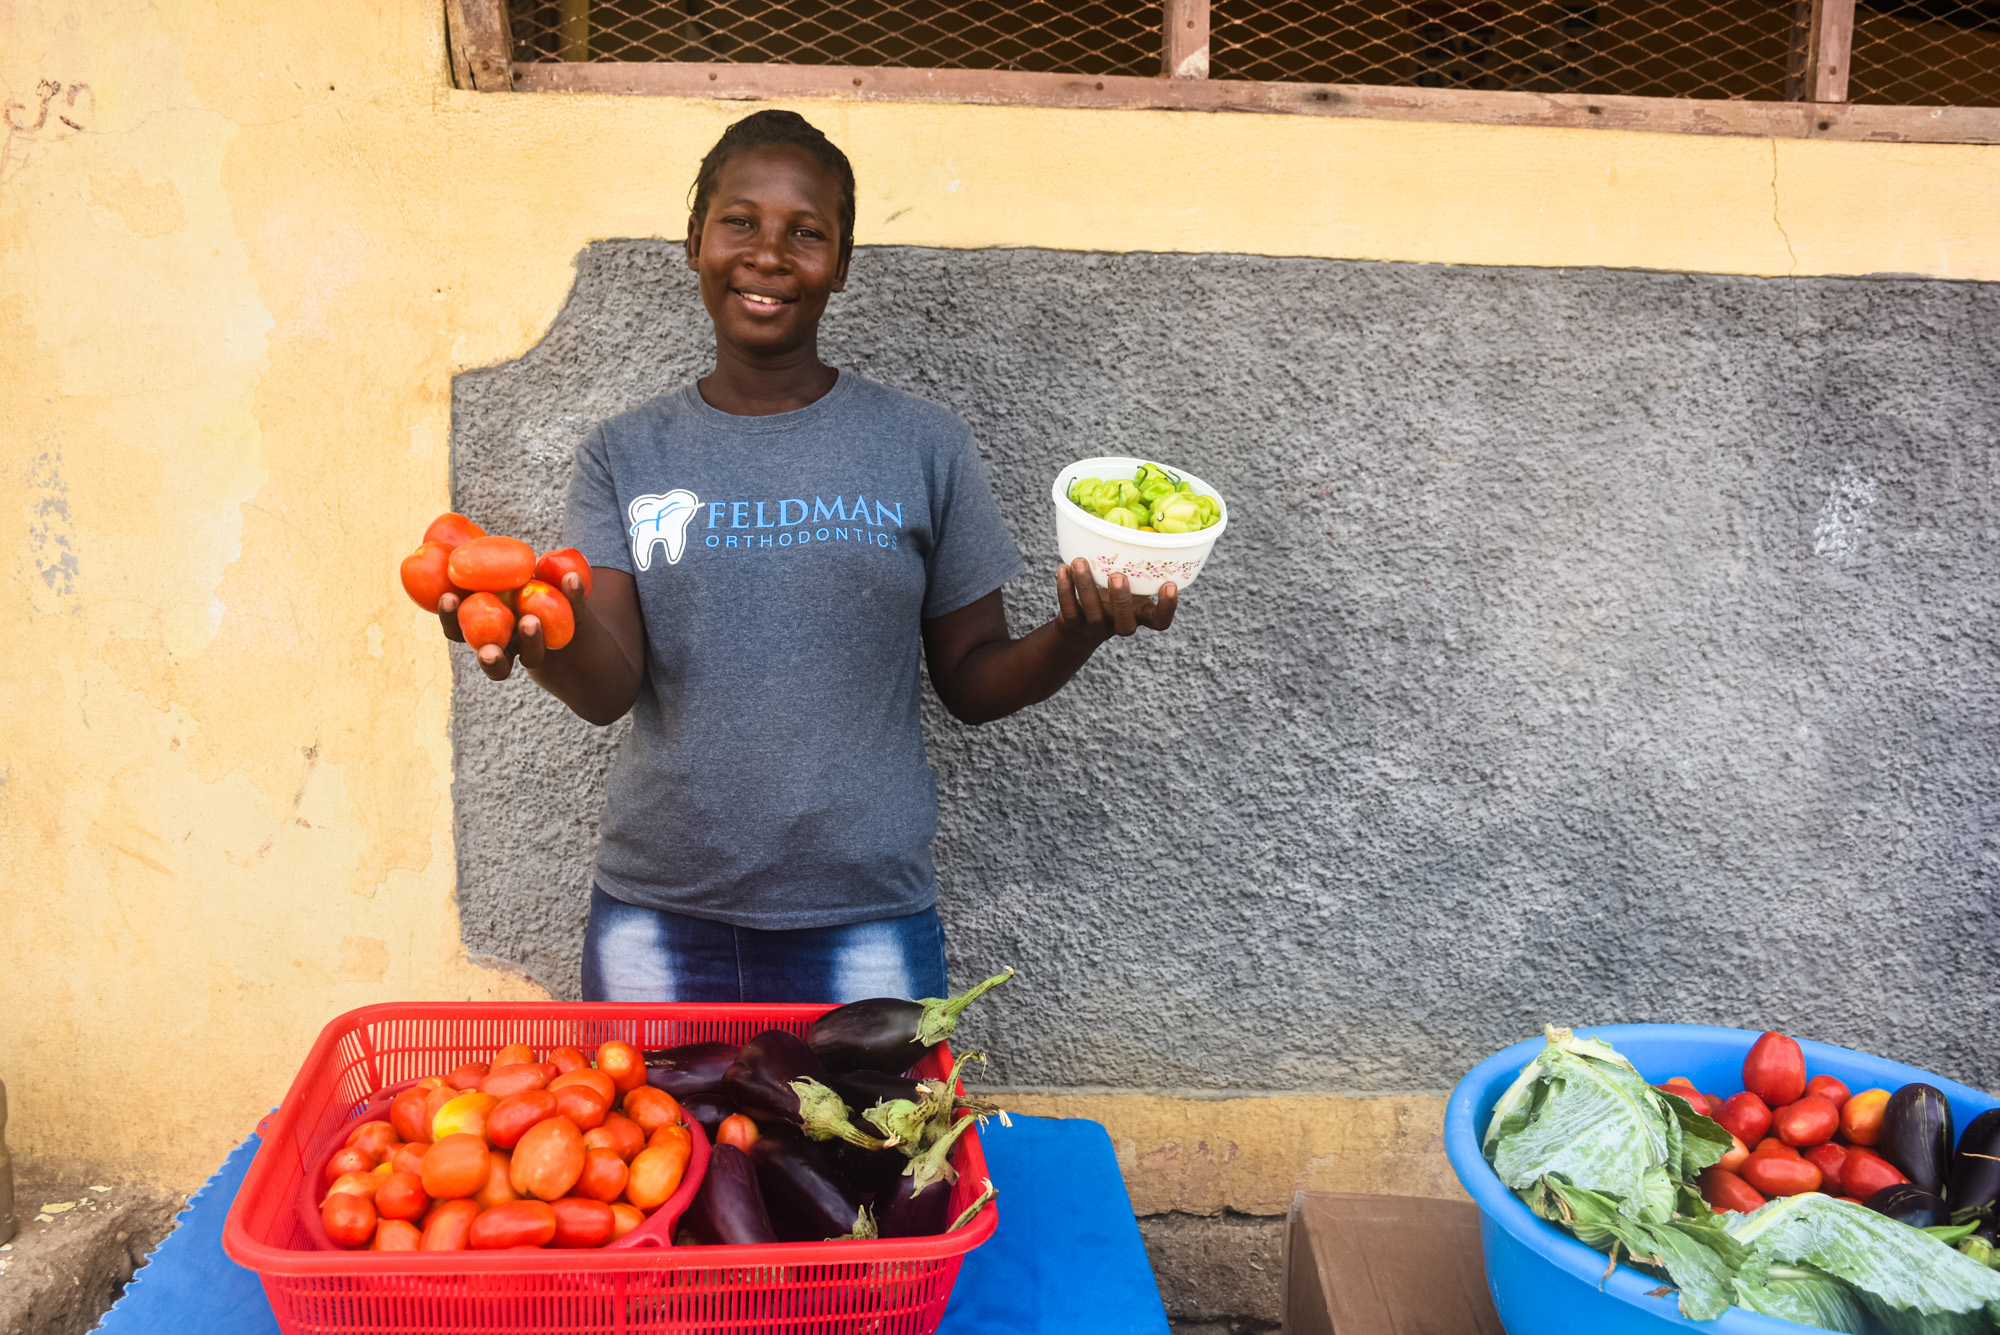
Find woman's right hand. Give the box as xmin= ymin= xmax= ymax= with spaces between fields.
xmin=437 ymin=568 xmax=646 ymax=725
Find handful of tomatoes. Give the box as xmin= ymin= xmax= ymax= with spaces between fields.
xmin=318 ymin=1039 xmax=694 ymax=1252
xmin=399 ymin=512 xmax=592 ymax=655
xmin=1663 ymin=1030 xmax=1909 ymax=1214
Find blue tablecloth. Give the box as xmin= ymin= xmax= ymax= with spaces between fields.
xmin=97 ymin=1115 xmax=1168 ymax=1335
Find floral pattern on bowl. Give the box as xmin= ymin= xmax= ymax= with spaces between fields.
xmin=1092 ymin=553 xmax=1207 ymax=585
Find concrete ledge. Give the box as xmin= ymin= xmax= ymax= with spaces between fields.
xmin=995 ymin=1092 xmax=1462 ymax=1215
xmin=0 ymin=1167 xmax=181 ymax=1335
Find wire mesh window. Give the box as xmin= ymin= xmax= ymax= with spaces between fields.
xmin=511 ymin=0 xmax=1161 ymax=74
xmin=1850 ymin=0 xmax=2000 ymax=105
xmin=506 ymin=0 xmax=2000 ymax=106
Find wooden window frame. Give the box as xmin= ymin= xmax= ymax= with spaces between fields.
xmin=447 ymin=0 xmax=2000 ymax=145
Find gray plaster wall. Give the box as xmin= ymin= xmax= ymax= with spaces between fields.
xmin=450 ymin=243 xmax=2000 ymax=1095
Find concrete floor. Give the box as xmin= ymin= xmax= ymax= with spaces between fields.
xmin=0 ymin=1165 xmax=180 ymax=1335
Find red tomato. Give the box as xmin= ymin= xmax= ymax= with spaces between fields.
xmin=554 ymin=1084 xmax=610 ymax=1131
xmin=1752 ymin=1137 xmax=1801 ymax=1160
xmin=1715 ymin=1092 xmax=1773 ymax=1147
xmin=1805 ymin=1074 xmax=1850 ymax=1108
xmin=574 ymin=1148 xmax=629 ymax=1203
xmin=469 ymin=1200 xmax=557 ymax=1250
xmin=1802 ymin=1142 xmax=1848 ymax=1195
xmin=715 ymin=1114 xmax=760 ymax=1153
xmin=457 ymin=591 xmax=514 ymax=653
xmin=419 ymin=1198 xmax=480 ymax=1251
xmin=1698 ymin=1166 xmax=1768 ymax=1213
xmin=550 ymin=1069 xmax=617 ymax=1105
xmin=1742 ymin=1153 xmax=1822 ymax=1197
xmin=596 ymin=1041 xmax=647 ymax=1095
xmin=391 ymin=1084 xmax=439 ymax=1144
xmin=609 ymin=1203 xmax=644 ymax=1241
xmin=424 ymin=513 xmax=486 ymax=550
xmin=493 ymin=1043 xmax=536 ymax=1068
xmin=534 ymin=548 xmax=594 ymax=599
xmin=475 ymin=1149 xmax=519 ymax=1210
xmin=627 ymin=1140 xmax=689 ymax=1213
xmin=420 ymin=1134 xmax=491 ymax=1200
xmin=1718 ymin=1134 xmax=1750 ymax=1172
xmin=1656 ymin=1079 xmax=1717 ymax=1118
xmin=447 ymin=536 xmax=536 ymax=593
xmin=584 ymin=1114 xmax=647 ymax=1163
xmin=390 ymin=1142 xmax=428 ymax=1177
xmin=511 ymin=1116 xmax=587 ymax=1202
xmin=1775 ymin=1095 xmax=1840 ymax=1148
xmin=375 ymin=1170 xmax=429 ymax=1222
xmin=1840 ymin=1146 xmax=1909 ymax=1198
xmin=551 ymin=1197 xmax=616 ymax=1249
xmin=400 ymin=542 xmax=459 ymax=613
xmin=548 ymin=1047 xmax=590 ymax=1076
xmin=514 ymin=580 xmax=576 ymax=650
xmin=649 ymin=1121 xmax=692 ymax=1153
xmin=486 ymin=1091 xmax=559 ymax=1150
xmin=480 ymin=1062 xmax=555 ymax=1098
xmin=345 ymin=1120 xmax=399 ymax=1161
xmin=322 ymin=1191 xmax=377 ymax=1248
xmin=325 ymin=1168 xmax=389 ymax=1202
xmin=1841 ymin=1089 xmax=1891 ymax=1146
xmin=371 ymin=1219 xmax=422 ymax=1251
xmin=325 ymin=1146 xmax=376 ymax=1185
xmin=622 ymin=1087 xmax=682 ymax=1136
xmin=444 ymin=1061 xmax=491 ymax=1091
xmin=1743 ymin=1032 xmax=1807 ymax=1107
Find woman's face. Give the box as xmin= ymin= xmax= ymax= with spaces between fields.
xmin=686 ymin=143 xmax=849 ymax=361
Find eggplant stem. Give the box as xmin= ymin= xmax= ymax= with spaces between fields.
xmin=915 ymin=969 xmax=1014 ymax=1048
xmin=905 ymin=1110 xmax=979 ymax=1196
xmin=950 ymin=1180 xmax=999 ymax=1232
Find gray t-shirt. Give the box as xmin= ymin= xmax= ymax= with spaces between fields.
xmin=561 ymin=372 xmax=1025 ymax=929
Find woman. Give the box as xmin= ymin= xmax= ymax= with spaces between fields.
xmin=439 ymin=111 xmax=1177 ymax=1004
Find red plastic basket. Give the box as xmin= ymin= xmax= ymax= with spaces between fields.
xmin=224 ymin=1002 xmax=998 ymax=1335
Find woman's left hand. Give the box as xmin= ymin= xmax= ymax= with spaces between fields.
xmin=1053 ymin=557 xmax=1177 ymax=648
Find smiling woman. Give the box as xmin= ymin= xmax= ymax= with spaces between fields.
xmin=433 ymin=110 xmax=1184 ymax=1005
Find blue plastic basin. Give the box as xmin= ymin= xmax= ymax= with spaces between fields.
xmin=1443 ymin=1024 xmax=1998 ymax=1334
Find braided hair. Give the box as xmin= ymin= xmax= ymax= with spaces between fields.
xmin=688 ymin=110 xmax=856 ymax=262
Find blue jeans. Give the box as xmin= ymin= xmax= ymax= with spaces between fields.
xmin=580 ymin=884 xmax=949 ymax=1003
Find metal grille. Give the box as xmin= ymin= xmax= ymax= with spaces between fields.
xmin=510 ymin=0 xmax=1161 ymax=74
xmin=506 ymin=0 xmax=2000 ymax=106
xmin=1850 ymin=0 xmax=2000 ymax=104
xmin=1210 ymin=0 xmax=1788 ymax=97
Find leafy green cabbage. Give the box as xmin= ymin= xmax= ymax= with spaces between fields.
xmin=1725 ymin=1194 xmax=2000 ymax=1318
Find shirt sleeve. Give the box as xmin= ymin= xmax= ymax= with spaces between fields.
xmin=560 ymin=425 xmax=635 ymax=575
xmin=922 ymin=421 xmax=1027 ymax=620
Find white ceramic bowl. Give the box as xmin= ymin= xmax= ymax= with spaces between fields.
xmin=1051 ymin=456 xmax=1229 ymax=596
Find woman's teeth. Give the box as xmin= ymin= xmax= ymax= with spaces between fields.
xmin=740 ymin=292 xmax=784 ymax=307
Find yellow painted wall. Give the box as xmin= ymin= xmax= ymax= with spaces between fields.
xmin=3 ymin=0 xmax=1996 ymax=1190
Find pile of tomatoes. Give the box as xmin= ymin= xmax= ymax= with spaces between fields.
xmin=318 ymin=1039 xmax=693 ymax=1251
xmin=1666 ymin=1031 xmax=1910 ymax=1213
xmin=399 ymin=512 xmax=592 ymax=655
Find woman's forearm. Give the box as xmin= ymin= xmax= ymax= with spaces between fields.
xmin=933 ymin=620 xmax=1095 ymax=725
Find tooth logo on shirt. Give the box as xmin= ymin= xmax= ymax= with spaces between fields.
xmin=628 ymin=490 xmax=701 ymax=570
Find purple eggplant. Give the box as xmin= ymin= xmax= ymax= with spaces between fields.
xmin=808 ymin=969 xmax=1013 ymax=1074
xmin=679 ymin=1091 xmax=737 ymax=1138
xmin=878 ymin=1111 xmax=980 ymax=1237
xmin=832 ymin=1068 xmax=926 ymax=1109
xmin=879 ymin=1168 xmax=955 ymax=1238
xmin=749 ymin=1134 xmax=872 ymax=1241
xmin=1882 ymin=1083 xmax=1954 ymax=1197
xmin=1949 ymin=1107 xmax=2000 ymax=1223
xmin=1866 ymin=1182 xmax=1948 ymax=1229
xmin=684 ymin=1143 xmax=777 ymax=1245
xmin=723 ymin=1029 xmax=830 ymax=1123
xmin=835 ymin=1141 xmax=910 ymax=1202
xmin=643 ymin=1041 xmax=740 ymax=1100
